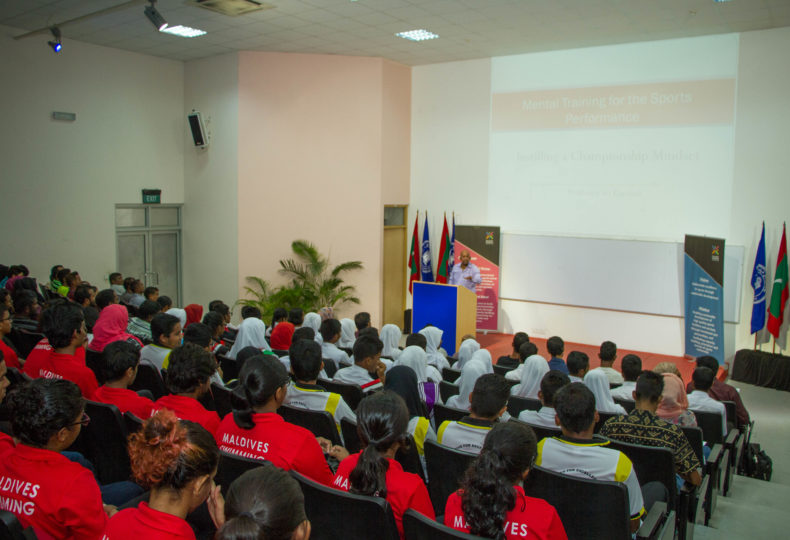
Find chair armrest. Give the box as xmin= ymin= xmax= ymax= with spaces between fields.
xmin=724 ymin=429 xmax=739 ymax=467
xmin=636 ymin=501 xmax=669 ymax=540
xmin=705 ymin=443 xmax=723 ymax=476
xmin=694 ymin=475 xmax=710 ymax=524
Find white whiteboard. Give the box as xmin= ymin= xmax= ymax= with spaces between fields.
xmin=500 ymin=234 xmax=743 ymax=323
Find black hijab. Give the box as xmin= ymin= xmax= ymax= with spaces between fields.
xmin=384 ymin=365 xmax=428 ymax=419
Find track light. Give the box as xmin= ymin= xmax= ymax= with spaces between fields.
xmin=144 ymin=2 xmax=167 ymax=31
xmin=47 ymin=26 xmax=62 ymax=52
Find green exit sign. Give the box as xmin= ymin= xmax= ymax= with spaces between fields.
xmin=142 ymin=189 xmax=161 ymax=204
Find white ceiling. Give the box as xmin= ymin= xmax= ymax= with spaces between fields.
xmin=2 ymin=0 xmax=790 ymax=65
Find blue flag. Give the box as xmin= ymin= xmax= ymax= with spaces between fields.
xmin=421 ymin=213 xmax=434 ymax=282
xmin=448 ymin=214 xmax=455 ymax=276
xmin=751 ymin=222 xmax=767 ymax=334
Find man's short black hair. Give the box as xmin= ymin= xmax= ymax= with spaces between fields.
xmin=566 ymin=351 xmax=589 ymax=376
xmin=143 ymin=286 xmax=159 ymax=299
xmin=353 ymin=335 xmax=383 ymax=364
xmin=470 ymin=373 xmax=511 ymax=418
xmin=692 ymin=367 xmax=715 ymax=392
xmin=320 ymin=318 xmax=341 ymax=343
xmin=621 ymin=354 xmax=643 ymax=382
xmin=634 ymin=371 xmax=664 ymax=403
xmin=546 ymin=336 xmax=564 ymax=357
xmin=103 ymin=341 xmax=140 ymax=382
xmin=512 ymin=332 xmax=530 ymax=352
xmin=41 ymin=303 xmax=84 ymax=349
xmin=696 ymin=355 xmax=719 ymax=374
xmin=292 ymin=326 xmax=315 ymax=343
xmin=209 ymin=300 xmax=230 ymax=317
xmin=599 ymin=341 xmax=617 ymax=362
xmin=13 ymin=290 xmax=37 ymax=315
xmin=241 ymin=306 xmax=261 ymax=320
xmin=518 ymin=341 xmax=538 ymax=361
xmin=165 ymin=343 xmax=216 ymax=394
xmin=109 ymin=272 xmax=121 ymax=283
xmin=354 ymin=312 xmax=371 ymax=331
xmin=288 ymin=308 xmax=304 ymax=326
xmin=183 ymin=323 xmax=212 ymax=348
xmin=357 ymin=326 xmax=379 ymax=339
xmin=271 ymin=307 xmax=288 ymax=324
xmin=405 ymin=333 xmax=427 ymax=350
xmin=554 ymin=382 xmax=596 ymax=434
xmin=73 ymin=285 xmax=93 ymax=305
xmin=202 ymin=311 xmax=225 ymax=336
xmin=540 ymin=370 xmax=571 ymax=407
xmin=95 ymin=289 xmax=117 ymax=310
xmin=123 ymin=277 xmax=136 ymax=292
xmin=137 ymin=300 xmax=161 ymax=321
xmin=151 ymin=313 xmax=180 ymax=345
xmin=157 ymin=296 xmax=172 ymax=310
xmin=290 ymin=339 xmax=323 ymax=381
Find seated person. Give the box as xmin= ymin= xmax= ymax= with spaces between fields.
xmin=396 ymin=345 xmax=442 ymax=412
xmin=155 ymin=343 xmax=221 ymax=436
xmin=0 ymin=304 xmax=21 ymax=368
xmin=354 ymin=311 xmax=371 ymax=335
xmin=270 ymin=307 xmax=295 ymax=350
xmin=656 ymin=372 xmax=698 ymax=427
xmin=216 ymin=355 xmax=340 ymax=485
xmin=419 ymin=326 xmax=450 ymax=372
xmin=687 ymin=367 xmax=727 ymax=437
xmin=227 ymin=316 xmax=272 ymax=359
xmin=127 ymin=280 xmax=146 ymax=308
xmin=93 ymin=341 xmax=157 ymax=419
xmin=179 ymin=322 xmax=223 ymax=385
xmin=157 ymin=295 xmax=173 ymax=313
xmin=109 ymin=272 xmax=125 ymax=297
xmin=583 ymin=369 xmax=627 ymax=414
xmin=510 ymin=355 xmax=550 ymax=399
xmin=405 ymin=332 xmax=427 ymax=351
xmin=139 ymin=313 xmax=182 ymax=371
xmin=446 ymin=356 xmax=491 ymax=410
xmin=505 ymin=341 xmax=539 ymax=381
xmin=566 ymin=350 xmax=590 ymax=383
xmin=74 ymin=284 xmax=99 ymax=332
xmin=383 ymin=365 xmax=438 ymax=469
xmin=455 ymin=337 xmax=481 ymax=369
xmin=600 ymin=371 xmax=701 ymax=486
xmin=320 ymin=318 xmax=352 ymax=369
xmin=332 ymin=391 xmax=435 ymax=537
xmin=0 ymin=356 xmax=13 ymax=451
xmin=89 ymin=304 xmax=143 ymax=353
xmin=119 ymin=277 xmax=136 ymax=305
xmin=1 ymin=379 xmax=109 ymax=539
xmin=598 ymin=340 xmax=624 ymax=385
xmin=202 ymin=311 xmax=229 ymax=356
xmin=278 ymin=326 xmax=321 ymax=374
xmin=95 ymin=288 xmax=119 ymax=311
xmin=610 ymin=354 xmax=642 ymax=401
xmin=496 ymin=332 xmax=530 ymax=371
xmin=266 ymin=306 xmax=287 ymax=336
xmin=284 ymin=338 xmax=356 ymax=436
xmin=288 ymin=307 xmax=304 ymax=328
xmin=445 ymin=421 xmax=567 ymax=540
xmin=687 ymin=355 xmax=750 ymax=429
xmin=519 ymin=370 xmax=570 ymax=428
xmin=143 ymin=286 xmax=159 ymax=302
xmin=536 ymin=383 xmax=647 ymax=532
xmin=438 ymin=373 xmax=510 ymax=454
xmin=380 ymin=323 xmax=403 ymax=361
xmin=333 ymin=334 xmax=386 ymax=392
xmin=106 ymin=409 xmax=222 ymax=539
xmin=126 ymin=300 xmax=160 ymax=344
xmin=215 ymin=466 xmax=310 ymax=540
xmin=338 ymin=317 xmax=356 ymax=349
xmin=12 ymin=289 xmax=41 ymax=332
xmin=545 ymin=336 xmax=568 ymax=374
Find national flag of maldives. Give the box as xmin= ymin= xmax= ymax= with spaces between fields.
xmin=767 ymin=223 xmax=789 ymax=338
xmin=436 ymin=214 xmax=451 ymax=283
xmin=408 ymin=213 xmax=420 ymax=294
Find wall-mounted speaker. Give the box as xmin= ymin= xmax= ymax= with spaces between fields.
xmin=187 ymin=111 xmax=208 ymax=148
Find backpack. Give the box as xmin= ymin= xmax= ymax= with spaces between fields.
xmin=740 ymin=442 xmax=773 ymax=481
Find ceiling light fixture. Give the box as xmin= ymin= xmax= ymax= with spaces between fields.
xmin=396 ymin=29 xmax=439 ymax=42
xmin=160 ymin=25 xmax=207 ymax=38
xmin=47 ymin=26 xmax=62 ymax=52
xmin=144 ymin=1 xmax=168 ymax=31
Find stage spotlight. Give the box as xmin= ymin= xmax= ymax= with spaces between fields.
xmin=47 ymin=26 xmax=61 ymax=52
xmin=144 ymin=2 xmax=168 ymax=31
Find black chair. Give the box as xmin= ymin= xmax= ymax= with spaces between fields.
xmin=509 ymin=418 xmax=561 ymax=442
xmin=317 ymin=379 xmax=363 ymax=410
xmin=136 ymin=389 xmax=154 ymax=400
xmin=721 ymin=400 xmax=737 ymax=430
xmin=0 ymin=510 xmax=38 ymax=539
xmin=606 ymin=439 xmax=679 ymax=510
xmin=210 ymin=383 xmax=233 ymax=418
xmin=322 ymin=359 xmax=338 ymax=379
xmin=80 ymin=401 xmax=131 ymax=484
xmin=129 ymin=363 xmax=168 ymax=400
xmin=291 ymin=470 xmax=400 ymax=540
xmin=402 ymin=509 xmax=485 ymax=539
xmin=340 ymin=417 xmax=362 ymax=453
xmin=5 ymin=367 xmax=30 ymax=387
xmin=442 ymin=368 xmax=461 ymax=383
xmin=613 ymin=398 xmax=636 ymax=412
xmin=339 ymin=347 xmax=353 ymax=357
xmin=216 ymin=451 xmax=268 ymax=496
xmin=424 ymin=440 xmax=476 ymax=516
xmin=85 ymin=348 xmax=106 ymax=384
xmin=217 ymin=354 xmax=239 ymax=383
xmin=691 ymin=410 xmax=725 ymax=445
xmin=680 ymin=426 xmax=705 ymax=465
xmin=506 ymin=395 xmax=541 ymax=417
xmin=7 ymin=329 xmax=45 ymax=359
xmin=439 ymin=381 xmax=460 ymax=402
xmin=124 ymin=412 xmax=144 ymax=433
xmin=492 ymin=364 xmax=513 ymax=376
xmin=118 ymin=490 xmax=150 ymax=510
xmin=594 ymin=411 xmax=620 ymax=433
xmin=272 ymin=349 xmax=289 ymax=357
xmin=433 ymin=403 xmax=467 ymax=428
xmin=396 ymin=435 xmax=426 ymax=482
xmin=278 ymin=404 xmax=341 ymax=445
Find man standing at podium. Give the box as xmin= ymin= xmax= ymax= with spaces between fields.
xmin=449 ymin=250 xmax=482 ymax=292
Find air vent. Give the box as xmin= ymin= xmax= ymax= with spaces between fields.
xmin=189 ymin=0 xmax=275 ymax=16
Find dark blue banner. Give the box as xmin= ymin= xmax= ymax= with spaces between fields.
xmin=684 ymin=235 xmax=725 ymax=364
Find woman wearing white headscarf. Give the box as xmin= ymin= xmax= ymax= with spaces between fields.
xmin=302 ymin=312 xmax=323 ymax=344
xmin=227 ymin=317 xmax=271 ymax=359
xmin=469 ymin=349 xmax=494 ymax=375
xmin=338 ymin=318 xmax=356 ymax=349
xmin=584 ymin=368 xmax=627 ymax=414
xmin=445 ymin=359 xmax=489 ymax=410
xmin=456 ymin=339 xmax=481 ymax=369
xmin=395 ymin=345 xmax=442 ymax=415
xmin=419 ymin=326 xmax=450 ymax=372
xmin=510 ymin=355 xmax=550 ymax=399
xmin=166 ymin=308 xmax=187 ymax=327
xmin=380 ymin=324 xmax=403 ymax=361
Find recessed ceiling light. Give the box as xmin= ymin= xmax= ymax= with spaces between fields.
xmin=396 ymin=29 xmax=439 ymax=42
xmin=160 ymin=25 xmax=207 ymax=38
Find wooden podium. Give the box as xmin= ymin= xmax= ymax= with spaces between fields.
xmin=412 ymin=281 xmax=477 ymax=357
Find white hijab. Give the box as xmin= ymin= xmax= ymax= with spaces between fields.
xmin=166 ymin=308 xmax=187 ymax=327
xmin=511 ymin=355 xmax=549 ymax=398
xmin=302 ymin=312 xmax=323 ymax=344
xmin=445 ymin=359 xmax=489 ymax=410
xmin=469 ymin=349 xmax=494 ymax=374
xmin=396 ymin=345 xmax=429 ymax=383
xmin=381 ymin=324 xmax=402 ymax=360
xmin=338 ymin=318 xmax=356 ymax=348
xmin=419 ymin=326 xmax=445 ymax=366
xmin=227 ymin=317 xmax=271 ymax=359
xmin=456 ymin=339 xmax=481 ymax=369
xmin=584 ymin=369 xmax=627 ymax=414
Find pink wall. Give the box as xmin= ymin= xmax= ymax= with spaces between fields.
xmin=381 ymin=60 xmax=411 ymax=205
xmin=237 ymin=52 xmax=410 ymax=324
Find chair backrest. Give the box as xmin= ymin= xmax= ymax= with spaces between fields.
xmin=690 ymin=410 xmax=724 ymax=444
xmin=613 ymin=398 xmax=636 ymax=413
xmin=523 ymin=466 xmax=632 ymax=540
xmin=124 ymin=412 xmax=144 ymax=434
xmin=7 ymin=329 xmax=45 ymax=359
xmin=85 ymin=348 xmax=106 ymax=385
xmin=395 ymin=435 xmax=426 ymax=482
xmin=492 ymin=364 xmax=512 ymax=376
xmin=210 ymin=383 xmax=233 ymax=418
xmin=594 ymin=411 xmax=619 ymax=433
xmin=606 ymin=439 xmax=678 ymax=509
xmin=317 ymin=379 xmax=363 ymax=410
xmin=278 ymin=404 xmax=341 ymax=445
xmin=129 ymin=363 xmax=168 ymax=400
xmin=0 ymin=510 xmax=38 ymax=540
xmin=439 ymin=381 xmax=460 ymax=402
xmin=506 ymin=395 xmax=541 ymax=417
xmin=217 ymin=355 xmax=239 ymax=383
xmin=322 ymin=359 xmax=338 ymax=379
xmin=291 ymin=470 xmax=400 ymax=540
xmin=442 ymin=368 xmax=461 ymax=383
xmin=509 ymin=418 xmax=561 ymax=442
xmin=424 ymin=440 xmax=476 ymax=516
xmin=81 ymin=400 xmax=131 ymax=484
xmin=215 ymin=451 xmax=268 ymax=496
xmin=340 ymin=417 xmax=362 ymax=454
xmin=271 ymin=349 xmax=289 ymax=357
xmin=402 ymin=508 xmax=486 ymax=540
xmin=721 ymin=400 xmax=736 ymax=428
xmin=680 ymin=426 xmax=705 ymax=464
xmin=433 ymin=403 xmax=467 ymax=427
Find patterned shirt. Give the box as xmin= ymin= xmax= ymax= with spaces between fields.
xmin=599 ymin=408 xmax=700 ymax=476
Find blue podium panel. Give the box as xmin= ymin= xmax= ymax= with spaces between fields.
xmin=412 ymin=282 xmax=458 ymax=357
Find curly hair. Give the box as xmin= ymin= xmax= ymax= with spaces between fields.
xmin=7 ymin=379 xmax=84 ymax=447
xmin=165 ymin=343 xmax=216 ymax=394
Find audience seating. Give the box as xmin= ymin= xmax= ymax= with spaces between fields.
xmin=395 ymin=435 xmax=426 ymax=483
xmin=136 ymin=389 xmax=154 ymax=400
xmin=680 ymin=426 xmax=704 ymax=464
xmin=594 ymin=411 xmax=619 ymax=433
xmin=439 ymin=381 xmax=460 ymax=402
xmin=340 ymin=417 xmax=362 ymax=453
xmin=124 ymin=412 xmax=143 ymax=433
xmin=215 ymin=451 xmax=267 ymax=496
xmin=424 ymin=440 xmax=476 ymax=516
xmin=85 ymin=348 xmax=106 ymax=385
xmin=317 ymin=378 xmax=363 ymax=410
xmin=217 ymin=354 xmax=239 ymax=382
xmin=271 ymin=349 xmax=289 ymax=357
xmin=433 ymin=403 xmax=467 ymax=427
xmin=0 ymin=510 xmax=38 ymax=540
xmin=291 ymin=470 xmax=400 ymax=540
xmin=7 ymin=329 xmax=45 ymax=359
xmin=722 ymin=400 xmax=737 ymax=431
xmin=506 ymin=395 xmax=541 ymax=417
xmin=210 ymin=382 xmax=233 ymax=418
xmin=613 ymin=397 xmax=636 ymax=412
xmin=79 ymin=401 xmax=132 ymax=484
xmin=129 ymin=363 xmax=168 ymax=400
xmin=691 ymin=410 xmax=726 ymax=445
xmin=606 ymin=440 xmax=679 ymax=510
xmin=509 ymin=418 xmax=560 ymax=442
xmin=442 ymin=368 xmax=461 ymax=383
xmin=322 ymin=359 xmax=338 ymax=379
xmin=492 ymin=364 xmax=513 ymax=376
xmin=402 ymin=509 xmax=485 ymax=539
xmin=278 ymin=404 xmax=341 ymax=445
xmin=339 ymin=347 xmax=353 ymax=357
xmin=636 ymin=503 xmax=675 ymax=540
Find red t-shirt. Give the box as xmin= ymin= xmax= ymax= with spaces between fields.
xmin=0 ymin=432 xmax=15 ymax=454
xmin=0 ymin=339 xmax=20 ymax=369
xmin=155 ymin=395 xmax=220 ymax=436
xmin=94 ymin=386 xmax=157 ymax=420
xmin=0 ymin=444 xmax=107 ymax=540
xmin=105 ymin=502 xmax=195 ymax=540
xmin=215 ymin=412 xmax=334 ymax=486
xmin=23 ymin=338 xmax=86 ymax=374
xmin=444 ymin=486 xmax=567 ymax=540
xmin=332 ymin=452 xmax=435 ymax=538
xmin=24 ymin=350 xmax=98 ymax=399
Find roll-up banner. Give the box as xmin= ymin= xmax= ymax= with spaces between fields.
xmin=454 ymin=226 xmax=501 ymax=331
xmin=684 ymin=235 xmax=725 ymax=364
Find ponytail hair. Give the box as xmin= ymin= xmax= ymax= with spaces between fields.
xmin=232 ymin=355 xmax=290 ymax=429
xmin=128 ymin=409 xmax=220 ymax=490
xmin=349 ymin=391 xmax=409 ymax=498
xmin=217 ymin=465 xmax=307 ymax=540
xmin=460 ymin=421 xmax=537 ymax=539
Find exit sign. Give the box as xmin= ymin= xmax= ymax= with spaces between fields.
xmin=142 ymin=189 xmax=161 ymax=204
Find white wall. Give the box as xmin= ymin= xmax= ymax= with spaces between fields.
xmin=0 ymin=25 xmax=184 ymax=287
